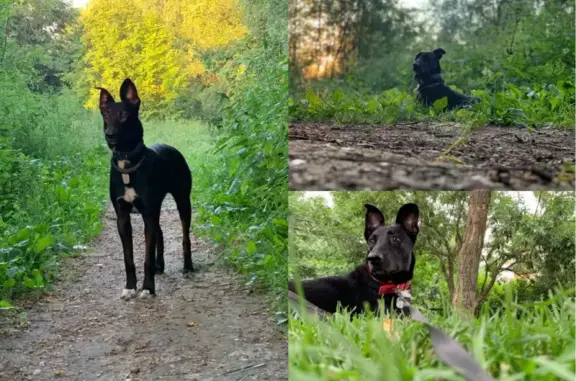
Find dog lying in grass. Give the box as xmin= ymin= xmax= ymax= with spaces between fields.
xmin=288 ymin=203 xmax=419 ymax=316
xmin=413 ymin=48 xmax=480 ymax=110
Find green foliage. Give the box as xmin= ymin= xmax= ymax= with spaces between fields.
xmin=3 ymin=0 xmax=79 ymax=93
xmin=289 ymin=289 xmax=576 ymax=380
xmin=0 ymin=0 xmax=108 ymax=306
xmin=0 ymin=72 xmax=107 ymax=305
xmin=78 ymin=0 xmax=247 ymax=120
xmin=289 ymin=0 xmax=575 ymax=128
xmin=189 ymin=0 xmax=288 ymax=314
xmin=290 ymin=81 xmax=575 ymax=128
xmin=0 ymin=143 xmax=108 ymax=305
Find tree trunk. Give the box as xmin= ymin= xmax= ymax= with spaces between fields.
xmin=454 ymin=191 xmax=491 ymax=312
xmin=316 ymin=0 xmax=323 ymax=73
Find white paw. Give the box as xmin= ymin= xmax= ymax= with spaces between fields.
xmin=121 ymin=288 xmax=137 ymax=300
xmin=139 ymin=289 xmax=152 ymax=299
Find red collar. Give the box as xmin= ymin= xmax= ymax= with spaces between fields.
xmin=366 ymin=265 xmax=411 ymax=296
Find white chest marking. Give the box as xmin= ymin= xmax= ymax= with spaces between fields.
xmin=118 ymin=160 xmax=138 ymax=203
xmin=124 ymin=187 xmax=137 ymax=202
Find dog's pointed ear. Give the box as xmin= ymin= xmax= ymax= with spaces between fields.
xmin=120 ymin=78 xmax=140 ymax=108
xmin=433 ymin=48 xmax=446 ymax=59
xmin=364 ymin=204 xmax=385 ymax=242
xmin=96 ymin=87 xmax=115 ymax=111
xmin=396 ymin=203 xmax=420 ymax=242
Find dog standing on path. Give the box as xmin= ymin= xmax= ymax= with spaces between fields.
xmin=288 ymin=203 xmax=419 ymax=316
xmin=413 ymin=48 xmax=480 ymax=110
xmin=97 ymin=78 xmax=194 ymax=300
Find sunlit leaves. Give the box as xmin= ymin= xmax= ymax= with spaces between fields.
xmin=79 ymin=0 xmax=247 ymax=117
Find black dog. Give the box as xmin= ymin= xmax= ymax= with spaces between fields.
xmin=97 ymin=78 xmax=194 ymax=300
xmin=288 ymin=203 xmax=419 ymax=316
xmin=413 ymin=48 xmax=480 ymax=110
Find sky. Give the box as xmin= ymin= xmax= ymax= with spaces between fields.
xmin=72 ymin=0 xmax=88 ymax=8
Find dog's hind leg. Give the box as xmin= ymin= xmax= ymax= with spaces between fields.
xmin=155 ymin=225 xmax=165 ymax=274
xmin=116 ymin=201 xmax=137 ymax=300
xmin=174 ymin=192 xmax=194 ymax=273
xmin=141 ymin=208 xmax=161 ymax=297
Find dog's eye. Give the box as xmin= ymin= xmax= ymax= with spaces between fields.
xmin=391 ymin=236 xmax=400 ymax=244
xmin=369 ymin=236 xmax=377 ymax=245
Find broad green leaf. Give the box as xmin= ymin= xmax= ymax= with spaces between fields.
xmin=433 ymin=97 xmax=448 ymax=111
xmin=33 ymin=235 xmax=54 ymax=254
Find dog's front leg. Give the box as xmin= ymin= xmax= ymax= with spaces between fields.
xmin=140 ymin=211 xmax=160 ymax=297
xmin=116 ymin=201 xmax=137 ymax=300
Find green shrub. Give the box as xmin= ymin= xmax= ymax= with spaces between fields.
xmin=193 ymin=0 xmax=288 ymax=315
xmin=0 ymin=69 xmax=107 ymax=307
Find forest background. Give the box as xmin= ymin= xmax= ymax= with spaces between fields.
xmin=289 ymin=0 xmax=575 ymax=127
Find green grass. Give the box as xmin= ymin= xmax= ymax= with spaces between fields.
xmin=290 ymin=81 xmax=575 ymax=129
xmin=289 ymin=289 xmax=575 ymax=381
xmin=142 ymin=119 xmax=217 ymax=201
xmin=0 ymin=99 xmax=109 ymax=306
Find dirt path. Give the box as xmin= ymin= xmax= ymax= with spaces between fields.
xmin=289 ymin=121 xmax=575 ymax=190
xmin=0 ymin=198 xmax=287 ymax=381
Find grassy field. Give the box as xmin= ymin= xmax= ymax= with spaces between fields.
xmin=289 ymin=289 xmax=575 ymax=381
xmin=143 ymin=119 xmax=217 ymax=213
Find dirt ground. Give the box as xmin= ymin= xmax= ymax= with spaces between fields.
xmin=0 ymin=198 xmax=287 ymax=381
xmin=289 ymin=121 xmax=575 ymax=190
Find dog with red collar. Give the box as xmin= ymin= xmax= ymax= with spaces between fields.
xmin=288 ymin=203 xmax=419 ymax=316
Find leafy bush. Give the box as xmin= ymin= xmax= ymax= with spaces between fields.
xmin=0 ymin=67 xmax=107 ymax=308
xmin=0 ymin=146 xmax=108 ymax=306
xmin=191 ymin=0 xmax=288 ymax=315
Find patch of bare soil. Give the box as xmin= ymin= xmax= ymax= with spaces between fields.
xmin=289 ymin=121 xmax=575 ymax=190
xmin=0 ymin=198 xmax=287 ymax=381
